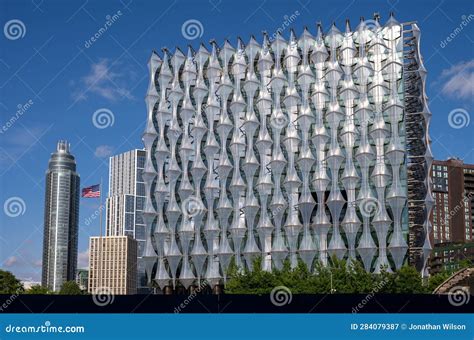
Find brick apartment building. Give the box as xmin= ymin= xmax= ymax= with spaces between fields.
xmin=429 ymin=158 xmax=474 ymax=273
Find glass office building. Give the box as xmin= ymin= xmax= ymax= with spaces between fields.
xmin=142 ymin=14 xmax=433 ymax=291
xmin=105 ymin=149 xmax=148 ymax=292
xmin=42 ymin=140 xmax=80 ymax=292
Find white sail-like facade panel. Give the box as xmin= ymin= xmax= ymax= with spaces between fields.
xmin=143 ymin=13 xmax=432 ymax=292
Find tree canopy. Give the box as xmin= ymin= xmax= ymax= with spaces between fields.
xmin=25 ymin=284 xmax=51 ymax=295
xmin=224 ymin=257 xmax=446 ymax=294
xmin=59 ymin=281 xmax=83 ymax=295
xmin=0 ymin=270 xmax=24 ymax=294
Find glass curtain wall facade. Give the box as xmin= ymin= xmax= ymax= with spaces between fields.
xmin=42 ymin=141 xmax=80 ymax=292
xmin=142 ymin=14 xmax=433 ymax=291
xmin=105 ymin=149 xmax=147 ymax=292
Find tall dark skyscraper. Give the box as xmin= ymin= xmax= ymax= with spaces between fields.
xmin=41 ymin=141 xmax=80 ymax=292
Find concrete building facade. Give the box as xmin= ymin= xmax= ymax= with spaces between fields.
xmin=88 ymin=236 xmax=137 ymax=295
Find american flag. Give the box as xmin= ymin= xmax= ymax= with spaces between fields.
xmin=81 ymin=184 xmax=100 ymax=198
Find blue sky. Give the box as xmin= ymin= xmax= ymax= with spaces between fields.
xmin=0 ymin=0 xmax=473 ymax=282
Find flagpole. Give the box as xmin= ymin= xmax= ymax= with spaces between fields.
xmin=99 ymin=177 xmax=103 ymax=239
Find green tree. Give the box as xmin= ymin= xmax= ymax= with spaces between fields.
xmin=426 ymin=272 xmax=450 ymax=293
xmin=25 ymin=284 xmax=51 ymax=295
xmin=225 ymin=256 xmax=391 ymax=294
xmin=392 ymin=265 xmax=424 ymax=293
xmin=59 ymin=281 xmax=82 ymax=295
xmin=374 ymin=267 xmax=395 ymax=293
xmin=343 ymin=260 xmax=377 ymax=293
xmin=0 ymin=270 xmax=24 ymax=294
xmin=225 ymin=257 xmax=278 ymax=294
xmin=457 ymin=259 xmax=472 ymax=270
xmin=224 ymin=256 xmax=466 ymax=294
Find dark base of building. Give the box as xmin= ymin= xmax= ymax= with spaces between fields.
xmin=1 ymin=294 xmax=472 ymax=313
xmin=153 ymin=285 xmax=222 ymax=295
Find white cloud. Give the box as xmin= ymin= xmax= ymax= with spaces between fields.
xmin=78 ymin=249 xmax=89 ymax=269
xmin=72 ymin=59 xmax=134 ymax=102
xmin=94 ymin=145 xmax=114 ymax=158
xmin=439 ymin=59 xmax=474 ymax=101
xmin=3 ymin=256 xmax=18 ymax=267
